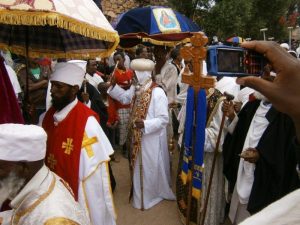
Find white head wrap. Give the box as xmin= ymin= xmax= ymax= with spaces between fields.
xmin=131 ymin=58 xmax=155 ymax=84
xmin=130 ymin=58 xmax=155 ymax=72
xmin=280 ymin=43 xmax=289 ymax=51
xmin=0 ymin=124 xmax=47 ymax=161
xmin=50 ymin=62 xmax=85 ymax=88
xmin=236 ymin=87 xmax=254 ymax=105
xmin=67 ymin=60 xmax=87 ymax=71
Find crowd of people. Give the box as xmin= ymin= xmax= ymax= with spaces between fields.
xmin=0 ymin=38 xmax=300 ymax=225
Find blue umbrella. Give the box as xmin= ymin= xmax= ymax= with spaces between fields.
xmin=115 ymin=6 xmax=201 ymax=48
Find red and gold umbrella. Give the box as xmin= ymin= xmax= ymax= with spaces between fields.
xmin=0 ymin=0 xmax=119 ymax=59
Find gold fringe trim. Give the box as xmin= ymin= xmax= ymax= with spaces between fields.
xmin=0 ymin=43 xmax=114 ymax=59
xmin=141 ymin=37 xmax=191 ymax=47
xmin=0 ymin=9 xmax=119 ymax=57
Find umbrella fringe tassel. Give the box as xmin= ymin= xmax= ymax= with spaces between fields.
xmin=0 ymin=10 xmax=119 ymax=47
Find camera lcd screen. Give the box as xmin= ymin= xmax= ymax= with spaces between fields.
xmin=217 ymin=49 xmax=244 ymax=73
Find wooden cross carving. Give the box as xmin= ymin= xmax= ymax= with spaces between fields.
xmin=180 ymin=32 xmax=215 ymax=92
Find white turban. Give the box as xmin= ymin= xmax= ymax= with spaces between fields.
xmin=130 ymin=58 xmax=155 ymax=71
xmin=280 ymin=43 xmax=289 ymax=51
xmin=50 ymin=62 xmax=85 ymax=88
xmin=0 ymin=124 xmax=47 ymax=162
xmin=67 ymin=60 xmax=87 ymax=71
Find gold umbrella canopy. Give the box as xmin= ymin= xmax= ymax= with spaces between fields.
xmin=0 ymin=0 xmax=119 ymax=59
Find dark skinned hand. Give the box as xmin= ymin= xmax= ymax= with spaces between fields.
xmin=134 ymin=119 xmax=144 ymax=129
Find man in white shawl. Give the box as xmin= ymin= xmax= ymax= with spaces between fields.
xmin=108 ymin=58 xmax=175 ymax=210
xmin=0 ymin=124 xmax=90 ymax=225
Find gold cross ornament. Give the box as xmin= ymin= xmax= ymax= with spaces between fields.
xmin=180 ymin=32 xmax=215 ymax=92
xmin=82 ymin=132 xmax=98 ymax=158
xmin=62 ymin=138 xmax=74 ymax=155
xmin=47 ymin=153 xmax=57 ymax=170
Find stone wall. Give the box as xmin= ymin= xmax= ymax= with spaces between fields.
xmin=101 ymin=0 xmax=169 ymax=20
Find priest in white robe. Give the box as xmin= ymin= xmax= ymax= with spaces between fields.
xmin=0 ymin=124 xmax=90 ymax=225
xmin=108 ymin=58 xmax=176 ymax=210
xmin=40 ymin=62 xmax=116 ymax=225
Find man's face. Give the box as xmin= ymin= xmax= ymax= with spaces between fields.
xmin=0 ymin=161 xmax=25 ymax=205
xmin=87 ymin=60 xmax=97 ymax=75
xmin=140 ymin=48 xmax=149 ymax=59
xmin=113 ymin=54 xmax=124 ymax=68
xmin=50 ymin=81 xmax=75 ymax=111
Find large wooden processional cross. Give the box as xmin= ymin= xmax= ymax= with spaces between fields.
xmin=179 ymin=32 xmax=215 ymax=225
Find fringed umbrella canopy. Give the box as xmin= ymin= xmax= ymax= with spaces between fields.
xmin=114 ymin=6 xmax=200 ymax=48
xmin=0 ymin=0 xmax=119 ymax=59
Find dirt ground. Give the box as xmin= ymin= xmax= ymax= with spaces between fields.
xmin=111 ymin=147 xmax=232 ymax=225
xmin=111 ymin=148 xmax=182 ymax=225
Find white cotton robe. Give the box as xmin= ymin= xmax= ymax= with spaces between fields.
xmin=108 ymin=84 xmax=176 ymax=210
xmin=41 ymin=98 xmax=116 ymax=225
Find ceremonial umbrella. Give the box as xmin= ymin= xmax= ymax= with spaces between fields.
xmin=226 ymin=36 xmax=244 ymax=44
xmin=0 ymin=0 xmax=119 ymax=59
xmin=114 ymin=6 xmax=200 ymax=48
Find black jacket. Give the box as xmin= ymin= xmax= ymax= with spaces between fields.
xmin=223 ymin=100 xmax=300 ymax=214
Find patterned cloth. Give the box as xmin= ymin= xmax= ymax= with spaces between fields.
xmin=117 ymin=108 xmax=131 ymax=145
xmin=130 ymin=82 xmax=157 ymax=170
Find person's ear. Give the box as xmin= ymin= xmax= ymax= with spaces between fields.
xmin=72 ymin=85 xmax=80 ymax=95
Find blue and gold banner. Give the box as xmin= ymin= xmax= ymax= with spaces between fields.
xmin=181 ymin=86 xmax=194 ymax=184
xmin=181 ymin=86 xmax=206 ymax=199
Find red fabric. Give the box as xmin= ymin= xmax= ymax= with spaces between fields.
xmin=249 ymin=93 xmax=257 ymax=102
xmin=107 ymin=69 xmax=133 ymax=125
xmin=42 ymin=102 xmax=98 ymax=200
xmin=37 ymin=58 xmax=51 ymax=66
xmin=95 ymin=70 xmax=104 ymax=77
xmin=114 ymin=68 xmax=133 ymax=88
xmin=0 ymin=56 xmax=24 ymax=124
xmin=107 ymin=96 xmax=119 ymax=125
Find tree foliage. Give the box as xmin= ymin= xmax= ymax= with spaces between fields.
xmin=169 ymin=0 xmax=298 ymax=41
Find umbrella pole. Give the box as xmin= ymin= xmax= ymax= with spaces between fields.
xmin=24 ymin=27 xmax=32 ymax=124
xmin=25 ymin=27 xmax=29 ymax=101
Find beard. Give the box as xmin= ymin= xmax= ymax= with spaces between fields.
xmin=0 ymin=172 xmax=25 ymax=207
xmin=51 ymin=91 xmax=73 ymax=111
xmin=253 ymin=91 xmax=269 ymax=102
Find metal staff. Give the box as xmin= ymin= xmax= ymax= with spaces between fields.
xmin=200 ymin=92 xmax=234 ymax=225
xmin=83 ymin=76 xmax=87 ymax=93
xmin=110 ymin=60 xmax=119 ymax=82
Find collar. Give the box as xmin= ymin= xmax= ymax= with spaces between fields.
xmin=53 ymin=98 xmax=78 ymax=123
xmin=265 ymin=105 xmax=278 ymax=123
xmin=10 ymin=165 xmax=49 ymax=209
